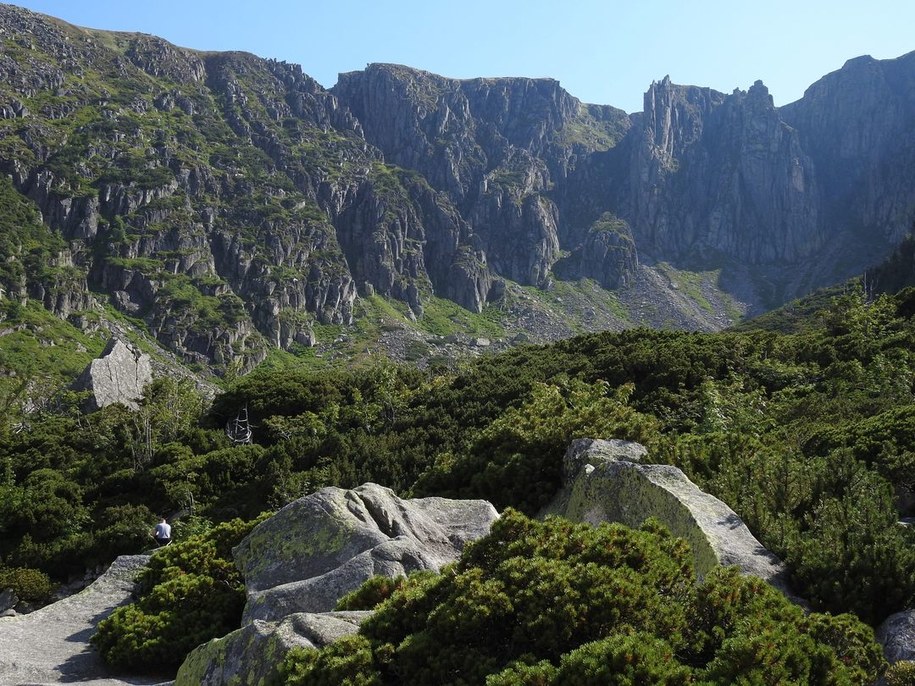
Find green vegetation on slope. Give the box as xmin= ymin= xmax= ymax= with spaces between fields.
xmin=3 ymin=285 xmax=915 ymax=676
xmin=281 ymin=511 xmax=884 ymax=685
xmin=91 ymin=515 xmax=266 ymax=672
xmin=0 ymin=21 xmax=370 ymax=374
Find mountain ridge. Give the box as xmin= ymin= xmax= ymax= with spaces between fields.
xmin=0 ymin=2 xmax=912 ymax=383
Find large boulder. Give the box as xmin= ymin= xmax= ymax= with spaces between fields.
xmin=542 ymin=438 xmax=799 ymax=600
xmin=176 ymin=611 xmax=370 ymax=686
xmin=234 ymin=482 xmax=499 ymax=623
xmin=72 ymin=338 xmax=153 ymax=411
xmin=175 ymin=483 xmax=498 ymax=685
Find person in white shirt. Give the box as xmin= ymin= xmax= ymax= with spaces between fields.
xmin=153 ymin=517 xmax=172 ymax=547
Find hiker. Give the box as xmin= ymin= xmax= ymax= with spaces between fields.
xmin=153 ymin=517 xmax=171 ymax=547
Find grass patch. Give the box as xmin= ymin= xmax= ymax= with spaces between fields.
xmin=0 ymin=301 xmax=105 ymax=403
xmin=601 ymin=288 xmax=631 ymax=323
xmin=416 ymin=296 xmax=505 ymax=338
xmin=254 ymin=345 xmax=303 ymax=372
xmin=520 ymin=278 xmax=635 ymax=331
xmin=656 ymin=263 xmax=716 ymax=313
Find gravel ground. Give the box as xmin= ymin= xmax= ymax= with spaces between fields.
xmin=0 ymin=555 xmax=173 ymax=686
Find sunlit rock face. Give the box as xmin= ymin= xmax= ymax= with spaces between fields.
xmin=174 ymin=482 xmax=499 ymax=686
xmin=4 ymin=3 xmax=915 ymax=373
xmin=543 ymin=438 xmax=799 ymax=601
xmin=72 ymin=338 xmax=153 ymax=411
xmin=233 ymin=482 xmax=498 ymax=623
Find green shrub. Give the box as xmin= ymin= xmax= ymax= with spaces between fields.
xmin=334 ymin=573 xmax=429 ymax=611
xmin=415 ymin=380 xmax=659 ymax=513
xmin=0 ymin=566 xmax=54 ymax=602
xmin=486 ymin=659 xmax=558 ymax=686
xmin=84 ymin=504 xmax=156 ymax=566
xmin=281 ymin=635 xmax=380 ymax=686
xmin=554 ymin=632 xmax=692 ymax=685
xmin=6 ymin=531 xmax=93 ymax=581
xmin=91 ymin=514 xmax=267 ymax=673
xmin=887 ymin=661 xmax=915 ymax=686
xmin=281 ymin=511 xmax=884 ymax=685
xmin=170 ymin=514 xmax=213 ymax=542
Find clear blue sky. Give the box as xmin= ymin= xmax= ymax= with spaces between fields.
xmin=8 ymin=1 xmax=915 ymax=113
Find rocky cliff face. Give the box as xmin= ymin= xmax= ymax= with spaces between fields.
xmin=780 ymin=53 xmax=915 ymax=247
xmin=604 ymin=57 xmax=915 ymax=291
xmin=618 ymin=78 xmax=821 ymax=264
xmin=1 ymin=4 xmax=914 ymax=375
xmin=333 ymin=64 xmax=630 ymax=288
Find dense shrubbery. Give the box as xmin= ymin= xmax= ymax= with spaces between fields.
xmin=0 ymin=377 xmax=220 ymax=575
xmin=0 ymin=565 xmax=54 ymax=602
xmin=3 ymin=284 xmax=915 ymax=674
xmin=886 ymin=660 xmax=915 ymax=686
xmin=91 ymin=515 xmax=265 ymax=672
xmin=413 ymin=380 xmax=659 ymax=514
xmin=334 ymin=573 xmax=421 ymax=612
xmin=280 ymin=511 xmax=885 ymax=685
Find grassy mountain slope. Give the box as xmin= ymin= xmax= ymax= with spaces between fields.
xmin=0 ymin=4 xmax=790 ymax=391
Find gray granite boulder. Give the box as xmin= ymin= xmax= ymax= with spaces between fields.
xmin=73 ymin=338 xmax=153 ymax=411
xmin=175 ymin=611 xmax=370 ymax=686
xmin=878 ymin=609 xmax=915 ymax=664
xmin=542 ymin=438 xmax=798 ymax=599
xmin=0 ymin=587 xmax=17 ymax=614
xmin=235 ymin=482 xmax=498 ymax=622
xmin=176 ymin=483 xmax=498 ymax=685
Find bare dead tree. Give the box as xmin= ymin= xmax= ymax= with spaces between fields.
xmin=226 ymin=405 xmax=253 ymax=445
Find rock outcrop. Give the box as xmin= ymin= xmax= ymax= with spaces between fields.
xmin=175 ymin=611 xmax=370 ymax=686
xmin=542 ymin=439 xmax=798 ymax=599
xmin=176 ymin=450 xmax=810 ymax=684
xmin=878 ymin=609 xmax=915 ymax=665
xmin=174 ymin=483 xmax=498 ymax=686
xmin=553 ymin=213 xmax=638 ymax=288
xmin=0 ymin=555 xmax=169 ymax=686
xmin=333 ymin=64 xmax=631 ymax=291
xmin=72 ymin=338 xmax=153 ymax=411
xmin=780 ymin=53 xmax=915 ymax=248
xmin=612 ymin=78 xmax=820 ymax=267
xmin=3 ymin=3 xmax=915 ymax=373
xmin=234 ymin=482 xmax=498 ymax=623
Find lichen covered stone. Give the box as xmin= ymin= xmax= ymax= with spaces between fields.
xmin=543 ymin=438 xmax=797 ymax=598
xmin=233 ymin=482 xmax=499 ymax=622
xmin=175 ymin=611 xmax=370 ymax=686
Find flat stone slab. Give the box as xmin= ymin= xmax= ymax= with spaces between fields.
xmin=0 ymin=555 xmax=171 ymax=686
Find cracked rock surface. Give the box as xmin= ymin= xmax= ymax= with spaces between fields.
xmin=234 ymin=482 xmax=499 ymax=623
xmin=0 ymin=554 xmax=172 ymax=686
xmin=72 ymin=338 xmax=153 ymax=411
